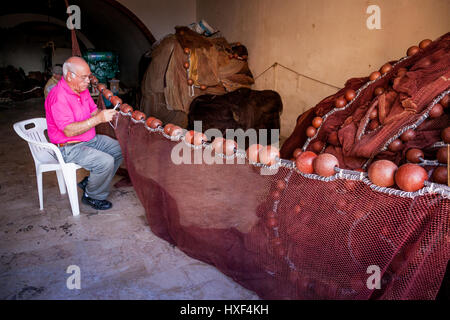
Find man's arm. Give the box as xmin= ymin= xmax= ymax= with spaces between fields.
xmin=63 ymin=109 xmax=117 ymax=137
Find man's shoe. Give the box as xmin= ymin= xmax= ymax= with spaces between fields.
xmin=81 ymin=194 xmax=112 ymax=210
xmin=78 ymin=176 xmax=89 ymax=192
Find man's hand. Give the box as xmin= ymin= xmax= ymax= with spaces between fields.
xmin=63 ymin=109 xmax=118 ymax=137
xmin=96 ymin=109 xmax=118 ymax=123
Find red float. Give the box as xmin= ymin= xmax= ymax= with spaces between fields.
xmin=437 ymin=147 xmax=448 ymax=164
xmin=368 ymin=119 xmax=380 ymax=131
xmin=246 ymin=144 xmax=262 ymax=163
xmin=442 ymin=127 xmax=450 ymax=143
xmin=312 ymin=117 xmax=323 ymax=128
xmin=149 ymin=118 xmax=162 ymax=129
xmin=407 ymin=46 xmax=420 ymax=56
xmin=380 ymin=63 xmax=393 ymax=75
xmin=369 ymin=108 xmax=378 ymax=120
xmin=406 ymin=148 xmax=424 ymax=163
xmin=295 ymin=151 xmax=317 ymax=174
xmin=132 ymin=110 xmax=146 ymax=121
xmin=429 ymin=103 xmax=444 ymax=118
xmin=163 ymin=124 xmax=175 ymax=135
xmin=306 ymin=126 xmax=317 ymax=137
xmin=313 ymin=153 xmax=339 ymax=177
xmin=120 ymin=103 xmax=133 ymax=113
xmin=344 ymin=89 xmax=356 ymax=102
xmin=110 ymin=96 xmax=122 ymax=106
xmin=335 ymin=96 xmax=347 ymax=108
xmin=395 ymin=164 xmax=428 ymax=192
xmin=145 ymin=117 xmax=156 ymax=127
xmin=432 ymin=166 xmax=447 ymax=185
xmin=368 ymin=160 xmax=398 ymax=187
xmin=97 ymin=83 xmax=106 ymax=92
xmin=419 ymin=39 xmax=432 ymax=49
xmin=400 ymin=129 xmax=416 ymax=142
xmin=102 ymin=89 xmax=113 ymax=100
xmin=311 ymin=140 xmax=325 ymax=154
xmin=440 ymin=95 xmax=449 ymax=108
xmin=369 ymin=71 xmax=381 ymax=81
xmin=259 ymin=145 xmax=280 ymax=166
xmin=388 ymin=139 xmax=403 ymax=152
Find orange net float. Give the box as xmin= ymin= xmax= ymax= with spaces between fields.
xmin=395 ymin=163 xmax=428 ymax=192
xmin=406 ymin=148 xmax=424 ymax=163
xmin=211 ymin=137 xmax=237 ymax=156
xmin=312 ymin=117 xmax=323 ymax=128
xmin=429 ymin=103 xmax=444 ymax=118
xmin=310 ymin=140 xmax=325 ymax=154
xmin=184 ymin=130 xmax=207 ymax=146
xmin=163 ymin=123 xmax=175 ymax=135
xmin=90 ymin=75 xmax=99 ymax=86
xmin=295 ymin=151 xmax=317 ymax=174
xmin=442 ymin=127 xmax=450 ymax=143
xmin=369 ymin=71 xmax=381 ymax=81
xmin=102 ymin=89 xmax=113 ymax=100
xmin=120 ymin=103 xmax=133 ymax=113
xmin=132 ymin=110 xmax=146 ymax=121
xmin=170 ymin=126 xmax=184 ymax=137
xmin=432 ymin=166 xmax=447 ymax=185
xmin=437 ymin=147 xmax=448 ymax=164
xmin=407 ymin=45 xmax=420 ymax=56
xmin=110 ymin=96 xmax=122 ymax=106
xmin=259 ymin=145 xmax=280 ymax=166
xmin=419 ymin=39 xmax=432 ymax=49
xmin=246 ymin=144 xmax=263 ymax=163
xmin=334 ymin=96 xmax=346 ymax=108
xmin=96 ymin=83 xmax=107 ymax=92
xmin=148 ymin=118 xmax=162 ymax=129
xmin=344 ymin=89 xmax=356 ymax=102
xmin=313 ymin=153 xmax=339 ymax=177
xmin=400 ymin=129 xmax=416 ymax=142
xmin=380 ymin=63 xmax=393 ymax=75
xmin=145 ymin=117 xmax=156 ymax=127
xmin=368 ymin=160 xmax=398 ymax=187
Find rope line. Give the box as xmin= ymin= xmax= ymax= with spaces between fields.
xmin=254 ymin=62 xmax=342 ymax=90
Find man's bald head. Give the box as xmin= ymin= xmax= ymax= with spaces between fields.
xmin=63 ymin=56 xmax=90 ymax=78
xmin=63 ymin=56 xmax=92 ymax=94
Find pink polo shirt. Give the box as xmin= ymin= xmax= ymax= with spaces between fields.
xmin=45 ymin=77 xmax=98 ymax=144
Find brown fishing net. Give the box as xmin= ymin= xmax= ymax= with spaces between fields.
xmin=112 ymin=113 xmax=449 ymax=299
xmin=94 ymin=32 xmax=449 ymax=299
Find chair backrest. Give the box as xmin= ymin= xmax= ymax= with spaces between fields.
xmin=13 ymin=118 xmax=66 ymax=165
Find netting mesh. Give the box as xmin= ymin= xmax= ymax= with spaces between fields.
xmin=112 ymin=113 xmax=449 ymax=299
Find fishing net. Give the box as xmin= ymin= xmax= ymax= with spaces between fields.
xmin=93 ymin=32 xmax=449 ymax=299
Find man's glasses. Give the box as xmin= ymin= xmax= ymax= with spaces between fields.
xmin=71 ymin=71 xmax=92 ymax=82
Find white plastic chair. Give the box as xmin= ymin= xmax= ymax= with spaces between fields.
xmin=13 ymin=118 xmax=82 ymax=216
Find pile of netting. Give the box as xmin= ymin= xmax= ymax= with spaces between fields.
xmin=91 ymin=33 xmax=449 ymax=299
xmin=140 ymin=26 xmax=254 ymax=127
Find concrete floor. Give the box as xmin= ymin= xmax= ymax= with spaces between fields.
xmin=0 ymin=97 xmax=259 ymax=300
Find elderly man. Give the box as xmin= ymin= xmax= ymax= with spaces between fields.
xmin=45 ymin=56 xmax=123 ymax=210
xmin=44 ymin=65 xmax=63 ymax=99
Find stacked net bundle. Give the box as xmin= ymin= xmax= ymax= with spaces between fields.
xmin=281 ymin=33 xmax=450 ymax=173
xmin=140 ymin=26 xmax=254 ymax=127
xmin=90 ymin=32 xmax=450 ymax=300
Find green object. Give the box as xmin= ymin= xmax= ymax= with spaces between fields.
xmin=83 ymin=51 xmax=119 ymax=85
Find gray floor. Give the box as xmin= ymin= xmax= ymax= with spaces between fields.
xmin=0 ymin=97 xmax=259 ymax=300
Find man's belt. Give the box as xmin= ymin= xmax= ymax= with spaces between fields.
xmin=56 ymin=141 xmax=82 ymax=147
